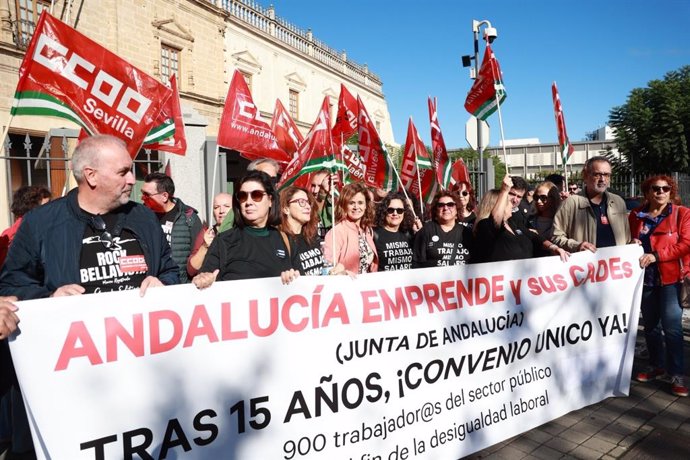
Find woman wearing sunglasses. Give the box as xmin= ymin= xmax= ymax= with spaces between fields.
xmin=192 ymin=171 xmax=291 ymax=288
xmin=529 ymin=181 xmax=562 ymax=256
xmin=277 ymin=186 xmax=324 ymax=276
xmin=323 ymin=183 xmax=378 ymax=276
xmin=413 ymin=190 xmax=473 ymax=268
xmin=473 ymin=175 xmax=568 ymax=264
xmin=629 ymin=175 xmax=690 ymax=398
xmin=452 ymin=181 xmax=477 ymax=229
xmin=373 ymin=191 xmax=416 ymax=271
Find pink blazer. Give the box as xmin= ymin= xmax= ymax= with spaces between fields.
xmin=324 ymin=220 xmax=378 ymax=274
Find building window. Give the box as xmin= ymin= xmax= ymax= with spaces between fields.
xmin=15 ymin=0 xmax=50 ymax=48
xmin=160 ymin=45 xmax=180 ymax=83
xmin=289 ymin=90 xmax=299 ymax=120
xmin=240 ymin=71 xmax=252 ymax=93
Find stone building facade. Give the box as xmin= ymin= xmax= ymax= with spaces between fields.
xmin=0 ymin=0 xmax=393 ymax=226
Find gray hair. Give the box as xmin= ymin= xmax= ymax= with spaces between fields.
xmin=71 ymin=135 xmax=127 ymax=182
xmin=247 ymin=158 xmax=280 ymax=174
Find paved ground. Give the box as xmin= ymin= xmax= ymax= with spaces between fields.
xmin=465 ymin=310 xmax=690 ymax=459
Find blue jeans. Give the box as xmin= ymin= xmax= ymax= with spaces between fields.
xmin=640 ymin=284 xmax=684 ymax=376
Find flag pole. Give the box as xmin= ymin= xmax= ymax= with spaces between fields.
xmin=0 ymin=115 xmax=15 ymax=153
xmin=488 ymin=58 xmax=509 ymax=174
xmin=329 ymin=167 xmax=337 ymax=268
xmin=494 ymin=93 xmax=509 ymax=174
xmin=209 ymin=144 xmax=220 ymax=226
xmin=384 ymin=147 xmax=420 ymax=221
xmin=415 ymin=155 xmax=424 ymax=216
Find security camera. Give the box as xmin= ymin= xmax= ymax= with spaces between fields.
xmin=484 ymin=27 xmax=498 ymax=43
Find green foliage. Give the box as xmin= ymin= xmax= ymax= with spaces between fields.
xmin=609 ymin=65 xmax=690 ymax=174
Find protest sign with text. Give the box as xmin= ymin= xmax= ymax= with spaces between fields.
xmin=9 ymin=245 xmax=643 ymax=459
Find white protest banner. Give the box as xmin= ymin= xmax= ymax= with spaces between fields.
xmin=9 ymin=245 xmax=643 ymax=459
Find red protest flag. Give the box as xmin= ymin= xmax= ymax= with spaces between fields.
xmin=400 ymin=118 xmax=424 ymax=197
xmin=270 ymin=98 xmax=303 ymax=158
xmin=464 ymin=44 xmax=506 ymax=121
xmin=143 ymin=74 xmax=187 ymax=155
xmin=358 ymin=96 xmax=397 ymax=191
xmin=450 ymin=158 xmax=471 ymax=188
xmin=279 ymin=97 xmax=346 ymax=189
xmin=332 ymin=83 xmax=358 ymax=146
xmin=11 ymin=11 xmax=172 ymax=158
xmin=428 ymin=97 xmax=451 ymax=189
xmin=218 ymin=70 xmax=290 ymax=164
xmin=552 ymin=81 xmax=575 ymax=165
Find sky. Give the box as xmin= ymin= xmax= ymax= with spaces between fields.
xmin=264 ymin=0 xmax=690 ymax=149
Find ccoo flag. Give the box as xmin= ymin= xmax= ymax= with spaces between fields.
xmin=428 ymin=97 xmax=452 ymax=189
xmin=218 ymin=70 xmax=291 ymax=164
xmin=464 ymin=44 xmax=506 ymax=121
xmin=11 ymin=11 xmax=172 ymax=157
xmin=552 ymin=81 xmax=575 ymax=165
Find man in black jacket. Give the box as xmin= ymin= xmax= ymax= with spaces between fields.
xmin=0 ymin=135 xmax=179 ymax=299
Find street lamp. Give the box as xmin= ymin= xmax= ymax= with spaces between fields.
xmin=462 ymin=19 xmax=497 ymax=195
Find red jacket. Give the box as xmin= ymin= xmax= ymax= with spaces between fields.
xmin=629 ymin=204 xmax=690 ymax=285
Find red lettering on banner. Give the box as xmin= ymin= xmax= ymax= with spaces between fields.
xmin=361 ymin=290 xmax=380 ymax=323
xmin=440 ymin=280 xmax=458 ymax=310
xmin=183 ymin=305 xmax=219 ymax=348
xmin=220 ymin=302 xmax=247 ymax=340
xmin=569 ymin=257 xmax=633 ymax=287
xmin=282 ymin=295 xmax=309 ymax=332
xmin=55 ymin=321 xmax=103 ymax=371
xmin=150 ymin=310 xmax=183 ymax=354
xmin=105 ymin=314 xmax=144 ymax=362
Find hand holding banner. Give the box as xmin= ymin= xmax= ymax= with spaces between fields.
xmin=10 ymin=246 xmax=643 ymax=459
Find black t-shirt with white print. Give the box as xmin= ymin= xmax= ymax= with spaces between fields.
xmin=289 ymin=234 xmax=324 ymax=276
xmin=79 ymin=211 xmax=148 ymax=294
xmin=374 ymin=227 xmax=413 ymax=271
xmin=412 ymin=221 xmax=472 ymax=268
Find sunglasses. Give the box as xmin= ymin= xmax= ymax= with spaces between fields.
xmin=386 ymin=207 xmax=405 ymax=215
xmin=460 ymin=191 xmax=469 ymax=197
xmin=289 ymin=198 xmax=310 ymax=208
xmin=651 ymin=185 xmax=671 ymax=194
xmin=436 ymin=201 xmax=456 ymax=209
xmin=90 ymin=215 xmax=114 ymax=249
xmin=568 ymin=187 xmax=578 ymax=192
xmin=535 ymin=195 xmax=549 ymax=202
xmin=236 ymin=190 xmax=267 ymax=203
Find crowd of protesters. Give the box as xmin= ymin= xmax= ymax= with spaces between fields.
xmin=0 ymin=136 xmax=688 ymax=458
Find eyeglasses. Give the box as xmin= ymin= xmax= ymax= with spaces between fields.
xmin=460 ymin=191 xmax=469 ymax=197
xmin=386 ymin=207 xmax=405 ymax=215
xmin=236 ymin=190 xmax=267 ymax=203
xmin=535 ymin=194 xmax=549 ymax=202
xmin=591 ymin=172 xmax=611 ymax=179
xmin=90 ymin=215 xmax=114 ymax=249
xmin=651 ymin=185 xmax=671 ymax=194
xmin=289 ymin=198 xmax=310 ymax=208
xmin=436 ymin=201 xmax=456 ymax=209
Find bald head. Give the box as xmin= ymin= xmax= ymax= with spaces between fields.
xmin=213 ymin=192 xmax=233 ymax=225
